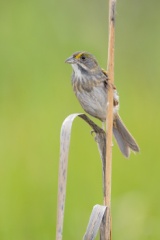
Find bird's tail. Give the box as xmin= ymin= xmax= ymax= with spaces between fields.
xmin=113 ymin=114 xmax=140 ymax=158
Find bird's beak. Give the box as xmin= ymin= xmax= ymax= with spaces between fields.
xmin=65 ymin=55 xmax=75 ymax=64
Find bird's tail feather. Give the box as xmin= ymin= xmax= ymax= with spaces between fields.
xmin=113 ymin=114 xmax=140 ymax=158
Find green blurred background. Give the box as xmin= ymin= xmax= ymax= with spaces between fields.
xmin=0 ymin=0 xmax=160 ymax=239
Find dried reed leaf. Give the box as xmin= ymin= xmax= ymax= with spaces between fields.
xmin=56 ymin=113 xmax=106 ymax=240
xmin=83 ymin=204 xmax=107 ymax=240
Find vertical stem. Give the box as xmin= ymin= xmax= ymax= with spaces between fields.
xmin=103 ymin=0 xmax=116 ymax=239
xmin=105 ymin=0 xmax=116 ymax=207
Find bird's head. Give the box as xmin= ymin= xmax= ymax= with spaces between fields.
xmin=65 ymin=51 xmax=99 ymax=74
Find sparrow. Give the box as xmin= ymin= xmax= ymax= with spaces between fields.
xmin=65 ymin=51 xmax=139 ymax=157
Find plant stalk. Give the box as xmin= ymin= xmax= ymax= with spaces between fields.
xmin=101 ymin=0 xmax=116 ymax=239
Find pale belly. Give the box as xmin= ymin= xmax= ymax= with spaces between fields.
xmin=75 ymin=86 xmax=119 ymax=121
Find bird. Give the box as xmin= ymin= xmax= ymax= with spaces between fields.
xmin=65 ymin=51 xmax=139 ymax=157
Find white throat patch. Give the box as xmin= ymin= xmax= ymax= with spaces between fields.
xmin=71 ymin=64 xmax=82 ymax=78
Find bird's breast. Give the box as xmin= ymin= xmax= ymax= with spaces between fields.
xmin=74 ymin=82 xmax=107 ymax=121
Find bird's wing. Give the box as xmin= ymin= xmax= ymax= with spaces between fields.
xmin=101 ymin=69 xmax=119 ymax=107
xmin=101 ymin=69 xmax=117 ymax=90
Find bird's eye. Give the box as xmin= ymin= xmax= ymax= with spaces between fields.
xmin=81 ymin=55 xmax=86 ymax=60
